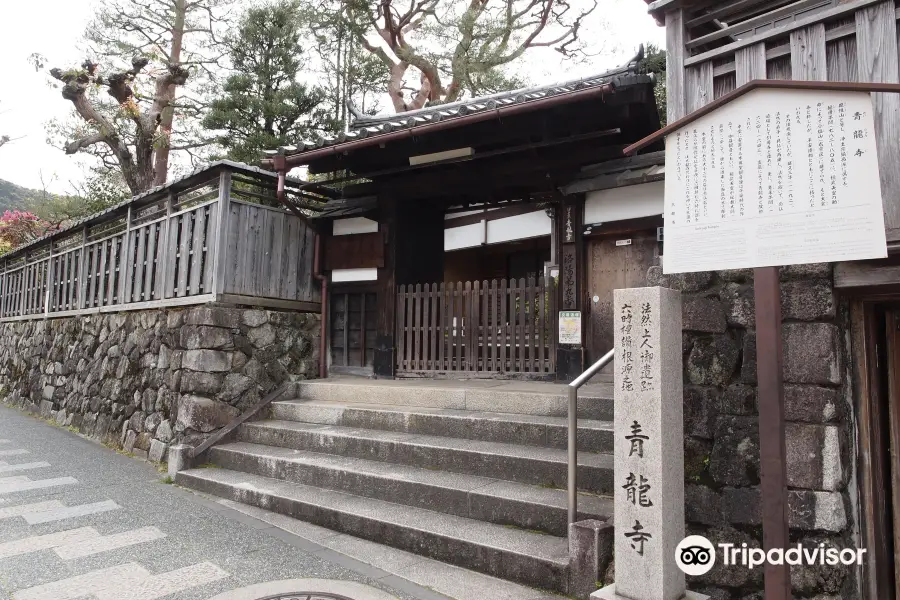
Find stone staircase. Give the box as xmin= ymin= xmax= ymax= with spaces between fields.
xmin=176 ymin=379 xmax=615 ymax=594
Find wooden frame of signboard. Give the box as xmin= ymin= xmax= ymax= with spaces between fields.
xmin=626 ymin=79 xmax=900 ymax=600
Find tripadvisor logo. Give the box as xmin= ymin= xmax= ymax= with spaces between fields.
xmin=675 ymin=535 xmax=866 ymax=576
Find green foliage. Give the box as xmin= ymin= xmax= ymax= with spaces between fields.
xmin=640 ymin=43 xmax=667 ymax=126
xmin=202 ymin=0 xmax=332 ymax=164
xmin=25 ymin=169 xmax=128 ymax=229
xmin=0 ymin=179 xmax=36 ymax=212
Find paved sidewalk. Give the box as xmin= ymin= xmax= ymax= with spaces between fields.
xmin=0 ymin=405 xmax=445 ymax=600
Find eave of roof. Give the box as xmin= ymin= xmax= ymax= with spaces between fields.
xmin=262 ymin=53 xmax=655 ymax=169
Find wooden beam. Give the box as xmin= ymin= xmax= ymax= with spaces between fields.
xmin=856 ymin=1 xmax=900 ymax=233
xmin=683 ymin=0 xmax=887 ymax=67
xmin=835 ymin=262 xmax=900 ymax=288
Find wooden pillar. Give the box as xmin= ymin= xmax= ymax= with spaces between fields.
xmin=557 ymin=195 xmax=585 ymax=381
xmin=374 ymin=197 xmax=398 ymax=378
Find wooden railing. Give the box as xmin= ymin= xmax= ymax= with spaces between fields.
xmin=396 ymin=278 xmax=558 ymax=377
xmin=0 ymin=166 xmax=320 ymax=321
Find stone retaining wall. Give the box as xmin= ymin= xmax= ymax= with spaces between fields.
xmin=0 ymin=305 xmax=319 ymax=463
xmin=646 ymin=264 xmax=853 ymax=599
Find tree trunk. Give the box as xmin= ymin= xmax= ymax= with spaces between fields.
xmin=153 ymin=0 xmax=186 ymax=186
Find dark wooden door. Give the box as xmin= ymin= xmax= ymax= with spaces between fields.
xmin=585 ymin=231 xmax=658 ymax=365
xmin=884 ymin=309 xmax=900 ymax=599
xmin=330 ymin=291 xmax=377 ymax=375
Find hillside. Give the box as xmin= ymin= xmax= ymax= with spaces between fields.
xmin=0 ymin=179 xmax=36 ymax=212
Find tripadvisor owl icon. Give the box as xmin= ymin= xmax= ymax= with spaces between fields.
xmin=675 ymin=535 xmax=717 ymax=576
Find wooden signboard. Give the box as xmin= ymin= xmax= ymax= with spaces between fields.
xmin=663 ymin=87 xmax=887 ymax=274
xmin=624 ymin=80 xmax=900 ymax=600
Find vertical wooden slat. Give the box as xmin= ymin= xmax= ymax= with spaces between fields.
xmin=489 ymin=280 xmax=497 ymax=373
xmin=144 ymin=223 xmax=158 ymax=300
xmin=422 ymin=283 xmax=431 ymax=370
xmin=61 ymin=251 xmax=70 ymax=310
xmin=412 ymin=283 xmax=421 ymax=371
xmin=360 ymin=292 xmax=367 ymax=368
xmin=500 ymin=279 xmax=508 ymax=373
xmin=550 ymin=277 xmax=558 ymax=371
xmin=475 ymin=280 xmax=488 ymax=371
xmin=406 ymin=283 xmax=415 ymax=371
xmin=134 ymin=226 xmax=148 ymax=301
xmin=666 ymin=9 xmax=687 ymax=123
xmin=150 ymin=219 xmax=164 ymax=300
xmin=106 ymin=237 xmax=120 ymax=306
xmin=453 ymin=282 xmax=462 ymax=371
xmin=97 ymin=241 xmax=108 ymax=307
xmin=396 ymin=285 xmax=406 ymax=371
xmin=791 ymin=23 xmax=827 ymax=81
xmin=457 ymin=281 xmax=465 ymax=372
xmin=686 ymin=61 xmax=714 ymax=114
xmin=538 ymin=278 xmax=546 ymax=373
xmin=267 ymin=211 xmax=284 ymax=298
xmin=438 ymin=282 xmax=446 ymax=371
xmin=77 ymin=229 xmax=88 ymax=310
xmin=343 ymin=293 xmax=350 ymax=367
xmin=429 ymin=283 xmax=441 ymax=371
xmin=177 ymin=213 xmax=192 ymax=296
xmin=736 ymin=43 xmax=767 ymax=87
xmin=283 ymin=213 xmax=300 ymax=300
xmin=188 ymin=208 xmax=205 ymax=295
xmin=518 ymin=278 xmax=526 ymax=374
xmin=827 ymin=35 xmax=858 ymax=82
xmin=465 ymin=281 xmax=474 ymax=372
xmin=157 ymin=193 xmax=174 ymax=300
xmin=507 ymin=279 xmax=516 ymax=373
xmin=527 ymin=279 xmax=536 ymax=373
xmin=856 ymin=1 xmax=900 ymax=235
xmin=210 ymin=171 xmax=231 ymax=296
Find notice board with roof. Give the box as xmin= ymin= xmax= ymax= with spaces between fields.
xmin=658 ymin=83 xmax=888 ymax=274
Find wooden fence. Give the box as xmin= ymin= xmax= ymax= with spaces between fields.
xmin=396 ymin=278 xmax=558 ymax=377
xmin=0 ymin=166 xmax=320 ymax=321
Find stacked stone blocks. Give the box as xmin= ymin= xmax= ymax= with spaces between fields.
xmin=648 ymin=264 xmax=851 ymax=599
xmin=0 ymin=305 xmax=319 ymax=464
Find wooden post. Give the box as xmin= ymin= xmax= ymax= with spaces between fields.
xmin=44 ymin=246 xmax=53 ymax=316
xmin=77 ymin=226 xmax=89 ymax=310
xmin=754 ymin=266 xmax=791 ymax=600
xmin=210 ymin=170 xmax=232 ymax=297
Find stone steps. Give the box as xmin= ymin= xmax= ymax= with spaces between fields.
xmin=207 ymin=441 xmax=613 ymax=536
xmin=290 ymin=379 xmax=614 ymax=420
xmin=270 ymin=400 xmax=614 ymax=453
xmin=176 ymin=467 xmax=571 ymax=591
xmin=177 ymin=379 xmax=617 ymax=594
xmin=237 ymin=419 xmax=614 ymax=494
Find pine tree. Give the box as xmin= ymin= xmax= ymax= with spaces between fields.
xmin=203 ymin=1 xmax=331 ymax=164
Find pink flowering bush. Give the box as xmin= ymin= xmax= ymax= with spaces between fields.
xmin=0 ymin=210 xmax=49 ymax=252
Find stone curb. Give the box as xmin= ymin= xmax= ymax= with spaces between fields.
xmin=206 ymin=578 xmax=400 ymax=600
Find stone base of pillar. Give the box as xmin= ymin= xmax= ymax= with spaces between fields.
xmin=167 ymin=444 xmax=193 ymax=478
xmin=568 ymin=519 xmax=614 ymax=599
xmin=591 ymin=584 xmax=710 ymax=600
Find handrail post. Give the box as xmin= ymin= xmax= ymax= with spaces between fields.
xmin=568 ymin=384 xmax=578 ymax=525
xmin=567 ymin=348 xmax=615 ymax=528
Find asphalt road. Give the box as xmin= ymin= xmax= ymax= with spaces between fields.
xmin=0 ymin=404 xmax=444 ymax=600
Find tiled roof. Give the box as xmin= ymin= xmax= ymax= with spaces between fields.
xmin=2 ymin=160 xmax=297 ymax=260
xmin=265 ymin=50 xmax=651 ymax=160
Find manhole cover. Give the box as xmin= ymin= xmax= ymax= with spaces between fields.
xmin=207 ymin=579 xmax=399 ymax=600
xmin=257 ymin=595 xmax=355 ymax=600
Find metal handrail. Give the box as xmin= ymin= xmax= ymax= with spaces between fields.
xmin=567 ymin=349 xmax=615 ymax=525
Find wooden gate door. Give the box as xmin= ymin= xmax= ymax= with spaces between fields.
xmin=585 ymin=231 xmax=659 ymax=366
xmin=329 ymin=291 xmax=377 ymax=376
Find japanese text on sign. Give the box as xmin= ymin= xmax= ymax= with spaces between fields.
xmin=664 ymin=88 xmax=886 ymax=274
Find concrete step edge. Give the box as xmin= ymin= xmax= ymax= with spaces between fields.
xmin=176 ymin=467 xmax=570 ymax=591
xmin=207 ymin=441 xmax=613 ymax=535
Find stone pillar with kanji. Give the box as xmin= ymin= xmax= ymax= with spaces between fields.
xmin=593 ymin=286 xmax=705 ymax=600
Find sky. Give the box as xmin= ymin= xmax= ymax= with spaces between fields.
xmin=0 ymin=0 xmax=664 ymax=195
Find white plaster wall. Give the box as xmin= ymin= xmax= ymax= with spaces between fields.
xmin=486 ymin=211 xmax=551 ymax=244
xmin=333 ymin=217 xmax=378 ymax=236
xmin=584 ymin=181 xmax=664 ymax=225
xmin=444 ymin=222 xmax=484 ymax=251
xmin=331 ymin=268 xmax=378 ymax=282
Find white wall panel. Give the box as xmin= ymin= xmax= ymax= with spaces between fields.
xmin=444 ymin=223 xmax=484 ymax=251
xmin=584 ymin=181 xmax=664 ymax=225
xmin=333 ymin=217 xmax=378 ymax=236
xmin=331 ymin=268 xmax=378 ymax=282
xmin=486 ymin=211 xmax=551 ymax=244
